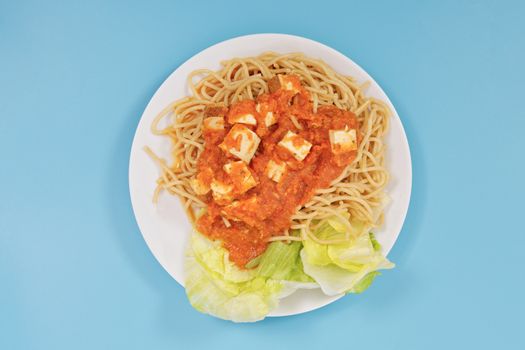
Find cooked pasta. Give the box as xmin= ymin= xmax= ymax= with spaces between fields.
xmin=146 ymin=52 xmax=390 ymax=266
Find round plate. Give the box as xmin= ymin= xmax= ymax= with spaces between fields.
xmin=129 ymin=34 xmax=412 ymax=317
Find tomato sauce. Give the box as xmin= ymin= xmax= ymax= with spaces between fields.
xmin=196 ymin=75 xmax=360 ymax=268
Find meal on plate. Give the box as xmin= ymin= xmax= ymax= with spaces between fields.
xmin=145 ymin=52 xmax=394 ymax=322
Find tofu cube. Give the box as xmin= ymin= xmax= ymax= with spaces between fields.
xmin=256 ymin=102 xmax=277 ymax=127
xmin=227 ymin=100 xmax=258 ymax=126
xmin=223 ymin=161 xmax=257 ymax=194
xmin=277 ymin=131 xmax=312 ymax=161
xmin=190 ymin=168 xmax=213 ymax=195
xmin=219 ymin=124 xmax=261 ymax=163
xmin=265 ymin=159 xmax=286 ymax=183
xmin=268 ymin=74 xmax=301 ymax=94
xmin=222 ymin=196 xmax=261 ymax=226
xmin=210 ymin=179 xmax=234 ymax=203
xmin=190 ymin=178 xmax=209 ymax=195
xmin=228 ymin=113 xmax=257 ymax=126
xmin=329 ymin=128 xmax=357 ymax=154
xmin=279 ymin=75 xmax=301 ymax=93
xmin=203 ymin=117 xmax=225 ymax=131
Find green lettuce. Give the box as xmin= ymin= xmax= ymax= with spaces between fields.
xmin=256 ymin=241 xmax=302 ymax=279
xmin=369 ymin=232 xmax=381 ymax=251
xmin=254 ymin=239 xmax=317 ymax=298
xmin=350 ymin=271 xmax=381 ymax=294
xmin=185 ymin=232 xmax=315 ymax=322
xmin=254 ymin=240 xmax=314 ymax=283
xmin=301 ymin=216 xmax=394 ymax=296
xmin=185 ymin=212 xmax=393 ymax=321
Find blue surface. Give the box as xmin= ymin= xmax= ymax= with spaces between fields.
xmin=1 ymin=0 xmax=524 ymax=349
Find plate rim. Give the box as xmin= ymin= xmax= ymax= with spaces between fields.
xmin=128 ymin=33 xmax=412 ymax=317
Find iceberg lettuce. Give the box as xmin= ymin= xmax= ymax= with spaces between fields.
xmin=254 ymin=239 xmax=318 ymax=298
xmin=185 ymin=213 xmax=394 ymax=322
xmin=254 ymin=240 xmax=314 ymax=284
xmin=301 ymin=216 xmax=394 ymax=296
xmin=256 ymin=241 xmax=302 ymax=279
xmin=185 ymin=233 xmax=281 ymax=322
xmin=185 ymin=232 xmax=315 ymax=322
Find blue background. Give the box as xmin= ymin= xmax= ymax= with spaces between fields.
xmin=1 ymin=0 xmax=524 ymax=349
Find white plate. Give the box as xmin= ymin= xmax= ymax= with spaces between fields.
xmin=129 ymin=34 xmax=412 ymax=317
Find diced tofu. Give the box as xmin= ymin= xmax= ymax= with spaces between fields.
xmin=256 ymin=103 xmax=277 ymax=127
xmin=223 ymin=161 xmax=257 ymax=193
xmin=279 ymin=75 xmax=301 ymax=93
xmin=190 ymin=168 xmax=213 ymax=195
xmin=219 ymin=124 xmax=261 ymax=163
xmin=210 ymin=179 xmax=233 ymax=203
xmin=204 ymin=105 xmax=228 ymax=118
xmin=190 ymin=178 xmax=209 ymax=195
xmin=228 ymin=113 xmax=257 ymax=126
xmin=264 ymin=112 xmax=276 ymax=127
xmin=221 ymin=196 xmax=261 ymax=226
xmin=203 ymin=117 xmax=225 ymax=131
xmin=265 ymin=159 xmax=286 ymax=183
xmin=227 ymin=100 xmax=258 ymax=126
xmin=329 ymin=128 xmax=357 ymax=154
xmin=268 ymin=74 xmax=301 ymax=94
xmin=277 ymin=131 xmax=312 ymax=161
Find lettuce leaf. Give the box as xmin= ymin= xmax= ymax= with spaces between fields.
xmin=303 ymin=239 xmax=331 ymax=266
xmin=300 ymin=215 xmax=394 ymax=296
xmin=287 ymin=257 xmax=315 ymax=283
xmin=255 ymin=240 xmax=317 ymax=297
xmin=185 ymin=254 xmax=281 ymax=322
xmin=185 ymin=232 xmax=316 ymax=322
xmin=350 ymin=271 xmax=381 ymax=294
xmin=185 ymin=211 xmax=392 ymax=321
xmin=256 ymin=241 xmax=302 ymax=279
xmin=185 ymin=233 xmax=281 ymax=322
xmin=190 ymin=232 xmax=255 ymax=283
xmin=369 ymin=232 xmax=381 ymax=251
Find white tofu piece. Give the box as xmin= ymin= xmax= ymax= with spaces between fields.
xmin=223 ymin=161 xmax=257 ymax=193
xmin=265 ymin=159 xmax=286 ymax=182
xmin=279 ymin=75 xmax=301 ymax=93
xmin=190 ymin=168 xmax=213 ymax=195
xmin=256 ymin=103 xmax=277 ymax=127
xmin=210 ymin=179 xmax=233 ymax=203
xmin=203 ymin=117 xmax=225 ymax=131
xmin=228 ymin=113 xmax=257 ymax=126
xmin=222 ymin=196 xmax=260 ymax=224
xmin=264 ymin=111 xmax=276 ymax=127
xmin=329 ymin=128 xmax=357 ymax=154
xmin=190 ymin=178 xmax=210 ymax=195
xmin=219 ymin=124 xmax=261 ymax=163
xmin=277 ymin=131 xmax=312 ymax=161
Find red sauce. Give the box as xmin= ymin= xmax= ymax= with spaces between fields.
xmin=196 ymin=75 xmax=360 ymax=268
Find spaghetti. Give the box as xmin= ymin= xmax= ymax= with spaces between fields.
xmin=146 ymin=52 xmax=390 ymax=261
